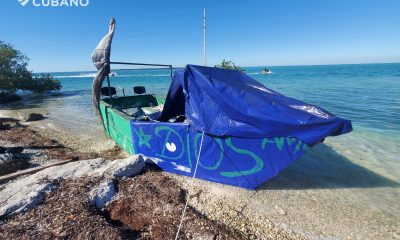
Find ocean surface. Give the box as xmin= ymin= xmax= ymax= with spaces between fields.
xmin=1 ymin=63 xmax=399 ymax=182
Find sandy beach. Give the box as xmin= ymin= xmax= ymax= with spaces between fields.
xmin=0 ymin=110 xmax=399 ymax=239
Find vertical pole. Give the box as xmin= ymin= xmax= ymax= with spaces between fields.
xmin=170 ymin=65 xmax=173 ymax=80
xmin=106 ymin=75 xmax=113 ymax=107
xmin=203 ymin=8 xmax=206 ymax=66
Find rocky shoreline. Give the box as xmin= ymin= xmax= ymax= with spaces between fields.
xmin=0 ymin=115 xmax=399 ymax=239
xmin=0 ymin=116 xmax=256 ymax=239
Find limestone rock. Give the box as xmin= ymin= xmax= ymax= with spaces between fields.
xmin=89 ymin=180 xmax=115 ymax=209
xmin=0 ymin=154 xmax=146 ymax=217
xmin=24 ymin=113 xmax=44 ymax=122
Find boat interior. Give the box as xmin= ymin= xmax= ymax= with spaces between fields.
xmin=101 ymin=86 xmax=161 ymax=119
xmin=101 ymin=86 xmax=185 ymax=123
xmin=100 ymin=62 xmax=186 ymax=123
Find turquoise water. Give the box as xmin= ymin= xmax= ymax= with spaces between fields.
xmin=53 ymin=63 xmax=400 ymax=134
xmin=1 ymin=63 xmax=399 ymax=181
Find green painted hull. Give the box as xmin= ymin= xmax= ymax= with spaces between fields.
xmin=99 ymin=95 xmax=163 ymax=154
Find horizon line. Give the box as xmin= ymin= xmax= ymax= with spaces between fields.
xmin=35 ymin=61 xmax=400 ymax=74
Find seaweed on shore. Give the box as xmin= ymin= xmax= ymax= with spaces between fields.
xmin=0 ymin=117 xmax=126 ymax=177
xmin=0 ymin=177 xmax=134 ymax=239
xmin=0 ymin=170 xmax=249 ymax=240
xmin=108 ymin=169 xmax=248 ymax=240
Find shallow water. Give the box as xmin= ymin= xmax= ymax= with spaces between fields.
xmin=0 ymin=63 xmax=399 ymax=181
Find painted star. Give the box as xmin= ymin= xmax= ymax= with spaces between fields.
xmin=135 ymin=128 xmax=152 ymax=148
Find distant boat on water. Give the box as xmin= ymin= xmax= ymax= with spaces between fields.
xmin=261 ymin=68 xmax=272 ymax=74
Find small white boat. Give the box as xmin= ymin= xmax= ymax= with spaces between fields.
xmin=110 ymin=72 xmax=117 ymax=76
xmin=261 ymin=68 xmax=272 ymax=74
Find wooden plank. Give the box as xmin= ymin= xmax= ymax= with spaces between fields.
xmin=0 ymin=159 xmax=76 ymax=183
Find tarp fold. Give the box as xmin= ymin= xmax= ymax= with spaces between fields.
xmin=159 ymin=65 xmax=352 ymax=145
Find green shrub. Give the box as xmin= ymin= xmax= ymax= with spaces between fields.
xmin=28 ymin=74 xmax=62 ymax=94
xmin=0 ymin=40 xmax=61 ymax=97
xmin=214 ymin=59 xmax=244 ymax=71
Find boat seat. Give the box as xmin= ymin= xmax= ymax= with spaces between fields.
xmin=101 ymin=86 xmax=117 ymax=97
xmin=133 ymin=86 xmax=146 ymax=95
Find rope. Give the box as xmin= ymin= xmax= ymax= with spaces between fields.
xmin=175 ymin=131 xmax=205 ymax=240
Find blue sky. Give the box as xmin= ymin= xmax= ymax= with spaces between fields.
xmin=1 ymin=0 xmax=399 ymax=72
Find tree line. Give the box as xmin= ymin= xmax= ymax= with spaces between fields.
xmin=0 ymin=40 xmax=61 ymax=103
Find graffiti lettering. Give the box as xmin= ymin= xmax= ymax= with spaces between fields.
xmin=154 ymin=126 xmax=184 ymax=160
xmin=194 ymin=133 xmax=224 ymax=170
xmin=133 ymin=125 xmax=305 ymax=178
xmin=261 ymin=137 xmax=285 ymax=150
xmin=220 ymin=138 xmax=264 ymax=177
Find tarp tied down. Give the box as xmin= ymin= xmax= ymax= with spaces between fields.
xmin=159 ymin=65 xmax=352 ymax=145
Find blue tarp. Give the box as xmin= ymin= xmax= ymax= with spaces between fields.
xmin=159 ymin=65 xmax=352 ymax=145
xmin=131 ymin=122 xmax=306 ymax=189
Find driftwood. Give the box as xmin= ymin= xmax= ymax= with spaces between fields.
xmin=0 ymin=158 xmax=76 ymax=183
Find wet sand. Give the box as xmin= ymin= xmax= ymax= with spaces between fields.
xmin=0 ymin=109 xmax=115 ymax=153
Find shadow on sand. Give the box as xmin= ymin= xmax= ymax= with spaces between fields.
xmin=258 ymin=143 xmax=399 ymax=190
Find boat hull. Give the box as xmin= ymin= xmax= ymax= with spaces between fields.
xmin=100 ymin=99 xmax=306 ymax=189
xmin=132 ymin=122 xmax=305 ymax=189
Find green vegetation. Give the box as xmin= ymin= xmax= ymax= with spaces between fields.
xmin=214 ymin=59 xmax=244 ymax=71
xmin=0 ymin=41 xmax=61 ymax=102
